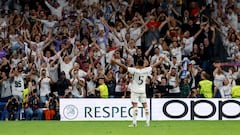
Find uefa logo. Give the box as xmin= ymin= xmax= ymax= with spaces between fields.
xmin=63 ymin=105 xmax=78 ymax=120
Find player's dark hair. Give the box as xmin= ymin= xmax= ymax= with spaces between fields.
xmin=136 ymin=59 xmax=144 ymax=66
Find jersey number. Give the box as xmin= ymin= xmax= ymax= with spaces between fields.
xmin=15 ymin=81 xmax=22 ymax=87
xmin=138 ymin=76 xmax=144 ymax=85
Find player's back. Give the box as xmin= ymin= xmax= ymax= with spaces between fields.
xmin=128 ymin=67 xmax=152 ymax=93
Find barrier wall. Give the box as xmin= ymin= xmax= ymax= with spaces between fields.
xmin=60 ymin=98 xmax=240 ymax=121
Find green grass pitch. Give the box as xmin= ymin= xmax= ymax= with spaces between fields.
xmin=0 ymin=121 xmax=240 ymax=135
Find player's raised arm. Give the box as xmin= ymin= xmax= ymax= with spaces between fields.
xmin=111 ymin=57 xmax=128 ymax=71
xmin=151 ymin=56 xmax=164 ymax=68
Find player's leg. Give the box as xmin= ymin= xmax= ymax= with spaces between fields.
xmin=129 ymin=102 xmax=138 ymax=127
xmin=140 ymin=93 xmax=150 ymax=126
xmin=142 ymin=102 xmax=150 ymax=126
xmin=129 ymin=92 xmax=138 ymax=127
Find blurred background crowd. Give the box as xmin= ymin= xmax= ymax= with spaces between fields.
xmin=1 ymin=0 xmax=240 ymax=120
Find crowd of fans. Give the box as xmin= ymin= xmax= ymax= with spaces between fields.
xmin=1 ymin=0 xmax=240 ymax=120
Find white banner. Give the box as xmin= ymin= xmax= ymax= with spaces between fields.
xmin=152 ymin=99 xmax=240 ymax=120
xmin=60 ymin=99 xmax=150 ymax=121
xmin=60 ymin=98 xmax=240 ymax=121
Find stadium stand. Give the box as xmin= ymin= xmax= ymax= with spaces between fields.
xmin=0 ymin=0 xmax=240 ymax=120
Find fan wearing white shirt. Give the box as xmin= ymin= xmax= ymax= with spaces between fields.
xmin=213 ymin=66 xmax=226 ymax=90
xmin=9 ymin=66 xmax=26 ymax=102
xmin=167 ymin=67 xmax=180 ymax=98
xmin=0 ymin=72 xmax=12 ymax=100
xmin=47 ymin=59 xmax=59 ymax=83
xmin=59 ymin=53 xmax=78 ymax=80
xmin=226 ymin=7 xmax=238 ymax=31
xmin=44 ymin=0 xmax=68 ymax=20
xmin=41 ymin=43 xmax=65 ymax=64
xmin=38 ymin=69 xmax=54 ymax=106
xmin=169 ymin=56 xmax=180 ymax=71
xmin=70 ymin=69 xmax=86 ymax=98
xmin=150 ymin=47 xmax=163 ymax=65
xmin=123 ymin=40 xmax=137 ymax=59
xmin=8 ymin=26 xmax=18 ymax=47
xmin=69 ymin=62 xmax=88 ymax=79
xmin=182 ymin=25 xmax=203 ymax=56
xmin=109 ymin=21 xmax=126 ymax=47
xmin=31 ymin=15 xmax=58 ymax=35
xmin=129 ymin=25 xmax=142 ymax=47
xmin=119 ymin=13 xmax=147 ymax=47
xmin=219 ymin=79 xmax=232 ymax=98
xmin=23 ymin=29 xmax=52 ymax=52
xmin=10 ymin=52 xmax=21 ymax=68
xmin=170 ymin=41 xmax=182 ymax=63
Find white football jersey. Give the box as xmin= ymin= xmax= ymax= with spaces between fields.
xmin=11 ymin=75 xmax=25 ymax=98
xmin=127 ymin=67 xmax=152 ymax=93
